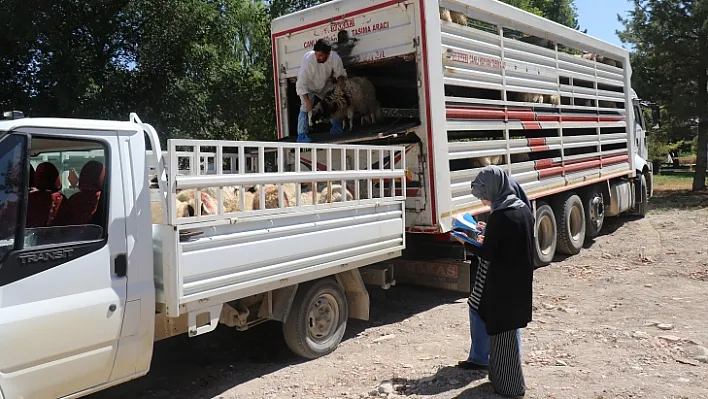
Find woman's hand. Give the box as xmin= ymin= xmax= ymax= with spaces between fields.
xmin=477 ymin=235 xmax=485 ymax=244
xmin=477 ymin=221 xmax=486 ymax=232
xmin=68 ymin=168 xmax=79 ymax=188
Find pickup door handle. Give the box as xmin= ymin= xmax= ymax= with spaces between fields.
xmin=114 ymin=254 xmax=127 ymax=277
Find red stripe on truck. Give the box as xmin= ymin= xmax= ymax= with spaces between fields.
xmin=271 ymin=0 xmax=403 ymax=37
xmin=447 ymin=107 xmax=626 ymax=124
xmin=527 ymin=138 xmax=546 ymax=146
xmin=521 ymin=121 xmax=542 ymax=130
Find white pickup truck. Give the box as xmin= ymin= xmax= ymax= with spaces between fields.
xmin=0 ymin=113 xmax=407 ymax=399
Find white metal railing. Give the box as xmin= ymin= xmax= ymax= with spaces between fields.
xmin=163 ymin=140 xmax=407 ymax=226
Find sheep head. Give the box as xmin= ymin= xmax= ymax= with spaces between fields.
xmin=175 ymin=190 xmax=217 ymax=218
xmin=311 ymin=87 xmax=350 ymax=125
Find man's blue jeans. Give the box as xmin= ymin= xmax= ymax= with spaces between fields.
xmin=297 ymin=93 xmax=344 ymax=142
xmin=467 ymin=307 xmax=522 ymax=365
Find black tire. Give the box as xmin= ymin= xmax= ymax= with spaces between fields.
xmin=635 ymin=174 xmax=648 ymax=218
xmin=554 ymin=192 xmax=586 ymax=255
xmin=534 ymin=202 xmax=557 ymax=268
xmin=583 ymin=188 xmax=605 ymax=238
xmin=283 ymin=279 xmax=348 ymax=359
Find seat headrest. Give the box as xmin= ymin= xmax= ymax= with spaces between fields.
xmin=29 ymin=164 xmax=36 ymax=188
xmin=35 ymin=162 xmax=62 ymax=192
xmin=78 ymin=160 xmax=105 ymax=191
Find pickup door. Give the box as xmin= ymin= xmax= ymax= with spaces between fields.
xmin=0 ymin=128 xmax=128 ymax=399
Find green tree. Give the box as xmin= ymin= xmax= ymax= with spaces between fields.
xmin=1 ymin=0 xmax=580 ymax=145
xmin=503 ymin=0 xmax=581 ymax=29
xmin=619 ymin=0 xmax=708 ymax=190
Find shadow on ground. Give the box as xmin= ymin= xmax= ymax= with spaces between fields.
xmin=88 ymin=285 xmax=465 ymax=399
xmin=549 ymin=189 xmax=707 ymax=264
xmin=649 ymin=190 xmax=708 ymax=212
xmin=388 ymin=366 xmax=507 ymax=398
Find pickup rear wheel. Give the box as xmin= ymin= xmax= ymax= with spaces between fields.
xmin=534 ymin=202 xmax=557 ymax=268
xmin=554 ymin=192 xmax=586 ymax=255
xmin=283 ymin=279 xmax=348 ymax=359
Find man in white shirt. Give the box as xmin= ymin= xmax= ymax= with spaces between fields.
xmin=295 ymin=39 xmax=347 ymax=143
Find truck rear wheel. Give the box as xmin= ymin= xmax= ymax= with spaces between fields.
xmin=534 ymin=202 xmax=557 ymax=268
xmin=583 ymin=188 xmax=604 ymax=238
xmin=283 ymin=279 xmax=348 ymax=359
xmin=555 ymin=193 xmax=586 ymax=255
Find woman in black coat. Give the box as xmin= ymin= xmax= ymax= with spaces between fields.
xmin=465 ymin=165 xmax=534 ymax=398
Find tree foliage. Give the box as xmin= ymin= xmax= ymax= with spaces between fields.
xmin=1 ymin=0 xmax=579 ymax=145
xmin=503 ymin=0 xmax=582 ymax=29
xmin=619 ymin=0 xmax=708 ymax=190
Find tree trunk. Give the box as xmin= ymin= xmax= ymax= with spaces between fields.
xmin=695 ymin=118 xmax=708 ymax=191
xmin=693 ymin=34 xmax=708 ymax=191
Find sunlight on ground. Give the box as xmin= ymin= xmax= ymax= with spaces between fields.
xmin=654 ymin=174 xmax=699 ymax=191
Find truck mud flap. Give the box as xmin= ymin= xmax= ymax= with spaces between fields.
xmin=384 ymin=259 xmax=472 ymax=293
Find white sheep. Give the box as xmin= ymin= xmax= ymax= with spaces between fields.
xmin=508 ymin=92 xmax=544 ymax=104
xmin=317 ymin=183 xmax=354 ymax=204
xmin=579 ymin=53 xmax=619 ymax=67
xmin=574 ymin=98 xmax=594 ymax=107
xmin=282 ymin=183 xmax=318 ymax=206
xmin=439 ymin=7 xmax=468 ymax=26
xmin=545 ymin=95 xmax=561 ymax=105
xmin=518 ymin=36 xmax=555 ymax=50
xmin=252 ymin=185 xmax=292 ymax=210
xmin=150 ymin=190 xmax=219 ymax=224
xmin=470 ymin=153 xmax=531 ymax=168
xmin=310 ymin=76 xmax=381 ymax=131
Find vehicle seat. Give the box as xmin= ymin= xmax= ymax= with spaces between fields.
xmin=52 ymin=160 xmax=105 ymax=226
xmin=29 ymin=164 xmax=35 ymax=191
xmin=26 ymin=162 xmax=66 ymax=228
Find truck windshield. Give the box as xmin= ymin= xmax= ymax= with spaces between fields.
xmin=0 ymin=133 xmax=28 ymax=261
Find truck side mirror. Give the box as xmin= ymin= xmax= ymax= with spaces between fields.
xmin=651 ymin=105 xmax=660 ymax=130
xmin=2 ymin=110 xmax=24 ymax=120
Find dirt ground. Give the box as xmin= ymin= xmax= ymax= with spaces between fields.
xmin=90 ymin=190 xmax=708 ymax=399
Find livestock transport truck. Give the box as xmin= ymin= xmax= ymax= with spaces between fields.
xmin=0 ymin=0 xmax=657 ymax=398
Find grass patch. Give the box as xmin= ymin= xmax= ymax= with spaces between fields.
xmin=654 ymin=174 xmax=695 ymax=191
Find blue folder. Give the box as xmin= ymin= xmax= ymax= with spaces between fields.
xmin=451 ymin=213 xmax=482 ymax=247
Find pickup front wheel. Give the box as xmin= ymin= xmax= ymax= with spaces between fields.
xmin=283 ymin=279 xmax=349 ymax=359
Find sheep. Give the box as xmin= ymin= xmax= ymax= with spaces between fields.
xmin=150 ymin=190 xmax=218 ymax=224
xmin=574 ymin=98 xmax=594 ymax=107
xmin=282 ymin=183 xmax=318 ymax=206
xmin=251 ymin=185 xmax=292 ymax=210
xmin=310 ymin=76 xmax=381 ymax=132
xmin=439 ymin=7 xmax=468 ymax=26
xmin=151 ymin=200 xmax=192 ymax=224
xmin=518 ymin=36 xmax=555 ymax=50
xmin=545 ymin=95 xmax=561 ymax=105
xmin=508 ymin=92 xmax=544 ymax=104
xmin=579 ymin=53 xmax=619 ymax=68
xmin=317 ymin=183 xmax=354 ymax=204
xmin=176 ymin=190 xmax=218 ymax=216
xmin=598 ymin=100 xmax=618 ymax=109
xmin=469 ymin=153 xmax=531 ymax=168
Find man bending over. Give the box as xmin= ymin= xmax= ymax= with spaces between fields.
xmin=295 ymin=38 xmax=347 ymax=143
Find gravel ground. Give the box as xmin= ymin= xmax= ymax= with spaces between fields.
xmin=90 ymin=190 xmax=708 ymax=399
